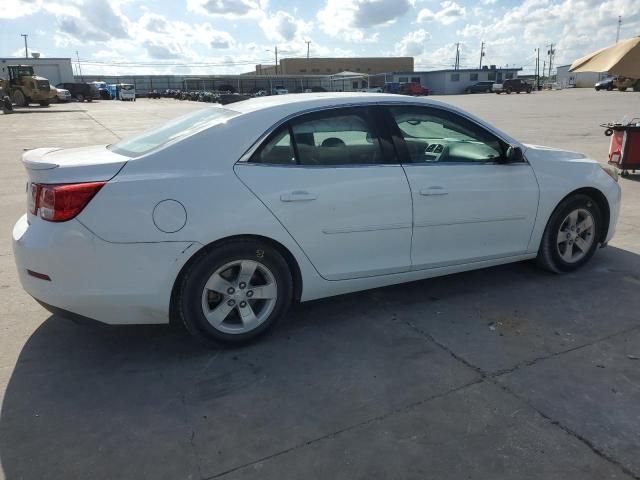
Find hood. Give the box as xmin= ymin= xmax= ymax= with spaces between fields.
xmin=523 ymin=144 xmax=594 ymax=163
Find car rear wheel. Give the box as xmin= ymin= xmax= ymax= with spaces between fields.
xmin=178 ymin=240 xmax=293 ymax=346
xmin=76 ymin=93 xmax=85 ymax=102
xmin=606 ymin=85 xmax=613 ymax=91
xmin=537 ymin=194 xmax=602 ymax=273
xmin=506 ymin=87 xmax=513 ymax=94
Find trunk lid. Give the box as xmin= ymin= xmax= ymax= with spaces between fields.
xmin=22 ymin=145 xmax=128 ymax=183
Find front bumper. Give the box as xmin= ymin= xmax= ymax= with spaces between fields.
xmin=13 ymin=214 xmax=199 ymax=325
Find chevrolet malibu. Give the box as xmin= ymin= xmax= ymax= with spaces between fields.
xmin=13 ymin=93 xmax=621 ymax=345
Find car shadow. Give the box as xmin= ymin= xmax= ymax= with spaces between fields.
xmin=1 ymin=246 xmax=640 ymax=479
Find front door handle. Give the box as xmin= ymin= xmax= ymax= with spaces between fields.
xmin=420 ymin=186 xmax=448 ymax=196
xmin=280 ymin=191 xmax=317 ymax=202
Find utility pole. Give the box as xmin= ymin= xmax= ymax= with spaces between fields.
xmin=454 ymin=43 xmax=460 ymax=70
xmin=20 ymin=34 xmax=28 ymax=59
xmin=616 ymin=16 xmax=622 ymax=43
xmin=547 ymin=43 xmax=555 ymax=80
xmin=535 ymin=48 xmax=540 ymax=90
xmin=479 ymin=41 xmax=485 ymax=69
xmin=542 ymin=60 xmax=546 ymax=84
xmin=305 ymin=40 xmax=311 ymax=59
xmin=76 ymin=50 xmax=83 ymax=81
xmin=275 ymin=46 xmax=278 ymax=75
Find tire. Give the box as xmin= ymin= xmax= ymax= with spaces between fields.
xmin=506 ymin=87 xmax=512 ymax=94
xmin=39 ymin=100 xmax=50 ymax=107
xmin=537 ymin=194 xmax=602 ymax=273
xmin=526 ymin=88 xmax=532 ymax=94
xmin=606 ymin=85 xmax=613 ymax=91
xmin=11 ymin=89 xmax=27 ymax=107
xmin=76 ymin=93 xmax=85 ymax=102
xmin=178 ymin=240 xmax=293 ymax=346
xmin=87 ymin=97 xmax=93 ymax=102
xmin=595 ymin=87 xmax=600 ymax=91
xmin=619 ymin=87 xmax=627 ymax=92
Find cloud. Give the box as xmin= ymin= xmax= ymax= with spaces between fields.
xmin=55 ymin=0 xmax=129 ymax=43
xmin=396 ymin=29 xmax=431 ymax=56
xmin=259 ymin=10 xmax=312 ymax=42
xmin=187 ymin=0 xmax=262 ymax=18
xmin=417 ymin=1 xmax=466 ymax=25
xmin=317 ymin=0 xmax=412 ymax=42
xmin=0 ymin=0 xmax=42 ymax=19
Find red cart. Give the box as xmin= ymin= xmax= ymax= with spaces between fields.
xmin=603 ymin=119 xmax=640 ymax=176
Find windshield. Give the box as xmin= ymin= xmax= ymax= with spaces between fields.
xmin=108 ymin=107 xmax=239 ymax=157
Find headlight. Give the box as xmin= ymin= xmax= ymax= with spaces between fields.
xmin=600 ymin=163 xmax=619 ymax=182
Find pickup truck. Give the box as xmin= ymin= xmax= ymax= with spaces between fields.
xmin=493 ymin=79 xmax=532 ymax=94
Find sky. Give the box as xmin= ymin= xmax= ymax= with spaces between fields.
xmin=1 ymin=0 xmax=639 ymax=76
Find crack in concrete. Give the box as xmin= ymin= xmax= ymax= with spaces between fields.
xmin=203 ymin=377 xmax=484 ymax=480
xmin=493 ymin=381 xmax=640 ymax=480
xmin=393 ymin=309 xmax=640 ymax=480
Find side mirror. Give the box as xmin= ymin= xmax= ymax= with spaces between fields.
xmin=504 ymin=145 xmax=524 ymax=163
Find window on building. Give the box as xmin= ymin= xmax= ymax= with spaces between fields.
xmin=470 ymin=73 xmax=478 ymax=81
xmin=411 ymin=77 xmax=420 ymax=83
xmin=312 ymin=69 xmax=320 ymax=73
xmin=353 ymin=81 xmax=359 ymax=89
xmin=488 ymin=71 xmax=496 ymax=81
xmin=506 ymin=72 xmax=514 ymax=79
xmin=299 ymin=69 xmax=307 ymax=73
xmin=399 ymin=76 xmax=409 ymax=83
xmin=451 ymin=73 xmax=460 ymax=82
xmin=326 ymin=68 xmax=331 ymax=72
xmin=356 ymin=68 xmax=361 ymax=72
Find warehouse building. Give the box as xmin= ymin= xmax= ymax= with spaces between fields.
xmin=0 ymin=56 xmax=74 ymax=85
xmin=555 ymin=65 xmax=608 ymax=88
xmin=253 ymin=57 xmax=414 ymax=76
xmin=386 ymin=67 xmax=522 ymax=95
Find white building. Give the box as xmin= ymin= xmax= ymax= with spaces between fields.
xmin=0 ymin=57 xmax=74 ymax=85
xmin=555 ymin=65 xmax=608 ymax=88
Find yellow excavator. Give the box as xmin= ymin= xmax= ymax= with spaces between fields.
xmin=0 ymin=65 xmax=56 ymax=107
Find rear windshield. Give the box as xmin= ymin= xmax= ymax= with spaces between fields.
xmin=108 ymin=107 xmax=239 ymax=157
xmin=121 ymin=85 xmax=134 ymax=91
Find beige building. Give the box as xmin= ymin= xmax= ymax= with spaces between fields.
xmin=254 ymin=57 xmax=414 ymax=76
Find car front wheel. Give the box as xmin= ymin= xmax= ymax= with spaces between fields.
xmin=537 ymin=194 xmax=602 ymax=273
xmin=178 ymin=240 xmax=293 ymax=346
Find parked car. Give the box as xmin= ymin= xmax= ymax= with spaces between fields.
xmin=54 ymin=87 xmax=72 ymax=102
xmin=465 ymin=81 xmax=495 ymax=94
xmin=272 ymin=86 xmax=288 ymax=95
xmin=401 ymin=83 xmax=429 ymax=96
xmin=13 ymin=93 xmax=621 ymax=346
xmin=148 ymin=90 xmax=161 ymax=99
xmin=493 ymin=79 xmax=533 ymax=94
xmin=118 ymin=84 xmax=136 ymax=101
xmin=55 ymin=82 xmax=94 ymax=102
xmin=90 ymin=81 xmax=111 ymax=99
xmin=613 ymin=76 xmax=639 ymax=91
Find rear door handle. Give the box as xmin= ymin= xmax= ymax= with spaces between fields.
xmin=280 ymin=191 xmax=317 ymax=202
xmin=420 ymin=186 xmax=448 ymax=196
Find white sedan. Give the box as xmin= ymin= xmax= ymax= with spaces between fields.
xmin=55 ymin=88 xmax=72 ymax=102
xmin=12 ymin=93 xmax=621 ymax=345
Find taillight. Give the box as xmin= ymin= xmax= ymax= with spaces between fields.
xmin=30 ymin=182 xmax=105 ymax=222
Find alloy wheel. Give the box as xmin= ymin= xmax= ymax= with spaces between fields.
xmin=201 ymin=260 xmax=278 ymax=334
xmin=556 ymin=208 xmax=595 ymax=263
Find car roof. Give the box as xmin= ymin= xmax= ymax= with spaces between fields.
xmin=227 ymin=92 xmax=449 ymax=115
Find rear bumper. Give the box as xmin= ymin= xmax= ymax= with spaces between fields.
xmin=12 ymin=214 xmax=200 ymax=325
